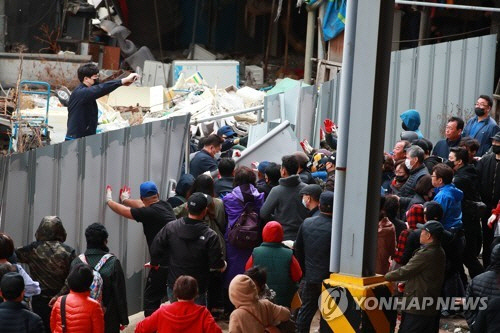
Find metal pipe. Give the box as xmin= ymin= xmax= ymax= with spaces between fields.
xmin=395 ymin=0 xmax=500 ymax=13
xmin=0 ymin=0 xmax=5 ymax=52
xmin=190 ymin=105 xmax=264 ymax=124
xmin=304 ymin=9 xmax=316 ymax=84
xmin=330 ymin=0 xmax=358 ymax=273
xmin=284 ymin=0 xmax=292 ymax=73
xmin=317 ymin=1 xmax=326 ymax=60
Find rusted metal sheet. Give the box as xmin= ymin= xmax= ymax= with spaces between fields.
xmin=0 ymin=53 xmax=91 ymax=89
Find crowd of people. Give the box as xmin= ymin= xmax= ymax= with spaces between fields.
xmin=1 ymin=95 xmax=500 ymax=333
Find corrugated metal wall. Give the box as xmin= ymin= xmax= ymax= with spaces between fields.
xmin=0 ymin=113 xmax=190 ymax=314
xmin=319 ymin=34 xmax=497 ymax=151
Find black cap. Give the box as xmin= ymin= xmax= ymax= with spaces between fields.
xmin=187 ymin=192 xmax=213 ymax=214
xmin=319 ymin=191 xmax=334 ymax=212
xmin=0 ymin=272 xmax=25 ymax=300
xmin=417 ymin=220 xmax=445 ymax=237
xmin=299 ymin=184 xmax=322 ymax=201
xmin=491 ymin=132 xmax=500 ymax=142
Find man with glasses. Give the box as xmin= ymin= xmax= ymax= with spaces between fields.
xmin=65 ymin=63 xmax=139 ymax=140
xmin=462 ymin=95 xmax=500 ymax=156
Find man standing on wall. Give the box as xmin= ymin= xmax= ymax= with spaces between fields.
xmin=65 ymin=63 xmax=139 ymax=140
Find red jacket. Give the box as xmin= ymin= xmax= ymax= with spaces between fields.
xmin=50 ymin=291 xmax=104 ymax=333
xmin=135 ymin=301 xmax=222 ymax=333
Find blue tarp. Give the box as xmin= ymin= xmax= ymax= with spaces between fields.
xmin=322 ymin=0 xmax=346 ymax=41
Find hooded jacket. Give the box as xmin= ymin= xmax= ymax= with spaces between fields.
xmin=16 ymin=217 xmax=76 ymax=297
xmin=50 ymin=291 xmax=104 ymax=333
xmin=223 ymin=184 xmax=265 ymax=288
xmin=150 ymin=217 xmax=225 ymax=294
xmin=260 ymin=175 xmax=309 ymax=240
xmin=245 ymin=222 xmax=302 ymax=307
xmin=228 ymin=275 xmax=290 ymax=333
xmin=135 ymin=301 xmax=222 ymax=333
xmin=400 ymin=109 xmax=423 ymax=138
xmin=434 ymin=183 xmax=464 ymax=230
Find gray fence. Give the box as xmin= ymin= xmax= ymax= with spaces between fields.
xmin=0 ymin=113 xmax=190 ymax=314
xmin=316 ymin=34 xmax=497 ymax=151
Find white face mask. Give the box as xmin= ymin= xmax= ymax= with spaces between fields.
xmin=214 ymin=152 xmax=221 ymax=159
xmin=405 ymin=158 xmax=412 ymax=170
xmin=302 ymin=197 xmax=308 ymax=208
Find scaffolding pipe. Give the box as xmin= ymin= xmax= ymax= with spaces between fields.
xmin=304 ymin=0 xmax=324 ymax=84
xmin=395 ymin=0 xmax=500 ymax=13
xmin=330 ymin=0 xmax=358 ymax=273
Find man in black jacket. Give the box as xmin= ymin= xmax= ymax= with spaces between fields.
xmin=448 ymin=147 xmax=484 ymax=281
xmin=465 ymin=244 xmax=500 ymax=332
xmin=150 ymin=192 xmax=226 ymax=305
xmin=65 ymin=63 xmax=139 ymax=140
xmin=475 ymin=132 xmax=500 ymax=267
xmin=0 ymin=272 xmax=45 ymax=333
xmin=294 ymin=191 xmax=333 ymax=333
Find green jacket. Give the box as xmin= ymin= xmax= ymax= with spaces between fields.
xmin=385 ymin=241 xmax=445 ymax=316
xmin=252 ymin=242 xmax=297 ymax=307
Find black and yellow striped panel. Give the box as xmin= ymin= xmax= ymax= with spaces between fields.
xmin=319 ymin=274 xmax=397 ymax=333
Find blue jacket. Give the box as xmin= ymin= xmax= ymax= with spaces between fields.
xmin=432 ymin=138 xmax=461 ymax=160
xmin=400 ymin=109 xmax=423 ymax=138
xmin=434 ymin=183 xmax=463 ymax=230
xmin=462 ymin=116 xmax=500 ymax=156
xmin=66 ymin=80 xmax=122 ymax=139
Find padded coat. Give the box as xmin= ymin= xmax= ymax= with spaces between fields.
xmin=50 ymin=291 xmax=104 ymax=333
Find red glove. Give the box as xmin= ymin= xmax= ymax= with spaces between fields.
xmin=144 ymin=262 xmax=159 ymax=271
xmin=120 ymin=325 xmax=127 ymax=331
xmin=324 ymin=119 xmax=334 ymax=134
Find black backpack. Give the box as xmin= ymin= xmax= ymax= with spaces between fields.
xmin=228 ymin=202 xmax=260 ymax=249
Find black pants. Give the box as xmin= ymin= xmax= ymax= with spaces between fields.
xmin=296 ymin=281 xmax=327 ymax=333
xmin=32 ymin=295 xmax=52 ymax=333
xmin=143 ymin=267 xmax=168 ymax=317
xmin=207 ymin=271 xmax=224 ymax=311
xmin=461 ymin=220 xmax=484 ymax=283
xmin=482 ymin=217 xmax=495 ymax=268
xmin=442 ymin=230 xmax=466 ymax=301
xmin=399 ymin=312 xmax=440 ymax=333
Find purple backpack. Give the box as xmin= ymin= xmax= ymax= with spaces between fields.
xmin=228 ymin=202 xmax=260 ymax=249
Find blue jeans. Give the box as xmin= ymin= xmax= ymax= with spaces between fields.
xmin=167 ymin=286 xmax=207 ymax=306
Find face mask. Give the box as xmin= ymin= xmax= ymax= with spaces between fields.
xmin=214 ymin=152 xmax=221 ymax=159
xmin=302 ymin=198 xmax=308 ymax=208
xmin=395 ymin=175 xmax=407 ymax=182
xmin=475 ymin=107 xmax=486 ymax=117
xmin=493 ymin=146 xmax=500 ymax=154
xmin=445 ymin=160 xmax=455 ymax=169
xmin=405 ymin=158 xmax=412 ymax=170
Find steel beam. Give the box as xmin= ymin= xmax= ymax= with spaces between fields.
xmin=330 ymin=0 xmax=395 ymax=276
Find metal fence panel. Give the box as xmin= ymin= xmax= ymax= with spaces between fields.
xmin=0 ymin=113 xmax=190 ymax=315
xmin=319 ymin=34 xmax=496 ymax=152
